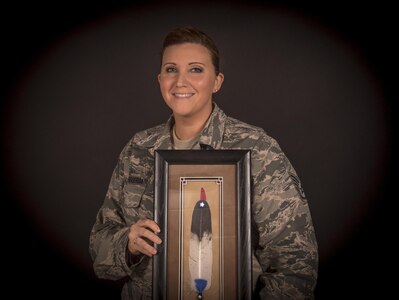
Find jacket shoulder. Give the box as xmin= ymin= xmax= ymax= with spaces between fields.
xmin=225 ymin=116 xmax=265 ymax=136
xmin=133 ymin=123 xmax=166 ymax=144
xmin=118 ymin=123 xmax=166 ymax=157
xmin=224 ymin=116 xmax=275 ymax=148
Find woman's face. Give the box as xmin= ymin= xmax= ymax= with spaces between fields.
xmin=158 ymin=43 xmax=224 ymax=121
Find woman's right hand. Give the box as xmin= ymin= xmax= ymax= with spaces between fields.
xmin=127 ymin=219 xmax=162 ymax=257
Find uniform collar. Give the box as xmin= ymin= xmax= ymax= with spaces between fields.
xmin=137 ymin=102 xmax=226 ymax=155
xmin=198 ymin=102 xmax=226 ymax=150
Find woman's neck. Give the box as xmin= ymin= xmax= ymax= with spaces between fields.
xmin=174 ymin=113 xmax=211 ymax=141
xmin=173 ymin=120 xmax=203 ymax=140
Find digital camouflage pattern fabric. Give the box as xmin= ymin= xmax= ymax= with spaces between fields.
xmin=89 ymin=103 xmax=318 ymax=299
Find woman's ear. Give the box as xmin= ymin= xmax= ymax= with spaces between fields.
xmin=213 ymin=73 xmax=224 ymax=93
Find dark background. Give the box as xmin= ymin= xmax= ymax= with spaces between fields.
xmin=1 ymin=1 xmax=396 ymax=298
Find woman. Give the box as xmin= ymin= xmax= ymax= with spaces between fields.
xmin=89 ymin=27 xmax=318 ymax=299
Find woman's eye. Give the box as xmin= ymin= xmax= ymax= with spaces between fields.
xmin=166 ymin=67 xmax=177 ymax=73
xmin=191 ymin=67 xmax=203 ymax=73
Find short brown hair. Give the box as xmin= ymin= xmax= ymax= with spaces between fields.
xmin=161 ymin=27 xmax=221 ymax=74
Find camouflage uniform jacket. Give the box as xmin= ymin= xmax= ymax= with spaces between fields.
xmin=89 ymin=103 xmax=318 ymax=299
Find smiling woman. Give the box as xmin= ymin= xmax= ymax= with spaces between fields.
xmin=2 ymin=1 xmax=393 ymax=299
xmin=89 ymin=27 xmax=318 ymax=299
xmin=158 ymin=34 xmax=224 ymax=140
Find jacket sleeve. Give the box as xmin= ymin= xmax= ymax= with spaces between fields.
xmin=89 ymin=145 xmax=135 ymax=280
xmin=251 ymin=135 xmax=318 ymax=299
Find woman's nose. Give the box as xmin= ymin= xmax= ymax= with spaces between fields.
xmin=176 ymin=73 xmax=188 ymax=87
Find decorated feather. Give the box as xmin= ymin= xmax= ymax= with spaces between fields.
xmin=189 ymin=187 xmax=212 ymax=299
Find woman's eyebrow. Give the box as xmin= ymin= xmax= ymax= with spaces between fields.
xmin=189 ymin=62 xmax=205 ymax=65
xmin=162 ymin=62 xmax=206 ymax=66
xmin=162 ymin=62 xmax=176 ymax=66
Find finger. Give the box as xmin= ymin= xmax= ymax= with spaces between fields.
xmin=128 ymin=235 xmax=151 ymax=256
xmin=136 ymin=219 xmax=161 ymax=233
xmin=127 ymin=227 xmax=142 ymax=255
xmin=134 ymin=237 xmax=157 ymax=256
xmin=132 ymin=226 xmax=162 ymax=248
xmin=138 ymin=228 xmax=162 ymax=245
xmin=128 ymin=224 xmax=161 ymax=256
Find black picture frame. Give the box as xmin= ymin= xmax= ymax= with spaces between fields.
xmin=153 ymin=150 xmax=252 ymax=299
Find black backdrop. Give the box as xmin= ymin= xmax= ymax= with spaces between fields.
xmin=1 ymin=1 xmax=396 ymax=298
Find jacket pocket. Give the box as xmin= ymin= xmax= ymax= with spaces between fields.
xmin=122 ymin=176 xmax=146 ymax=208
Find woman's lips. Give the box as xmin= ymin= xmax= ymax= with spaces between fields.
xmin=172 ymin=93 xmax=195 ymax=98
